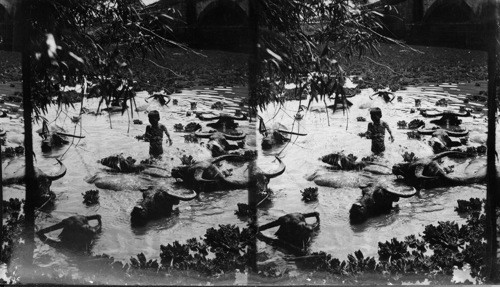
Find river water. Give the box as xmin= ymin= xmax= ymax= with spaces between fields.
xmin=2 ymin=81 xmax=499 ymax=284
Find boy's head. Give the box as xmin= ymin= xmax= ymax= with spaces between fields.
xmin=148 ymin=110 xmax=160 ymax=124
xmin=370 ymin=107 xmax=382 ymax=122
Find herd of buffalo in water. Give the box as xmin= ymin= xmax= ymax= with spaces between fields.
xmin=1 ymin=87 xmax=497 ymax=261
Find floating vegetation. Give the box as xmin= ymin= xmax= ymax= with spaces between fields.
xmin=291 ymin=198 xmax=492 ymax=283
xmin=397 ymin=120 xmax=407 ymax=129
xmin=435 ymin=98 xmax=448 ymax=107
xmin=406 ymin=130 xmax=421 ymax=140
xmin=173 ymin=123 xmax=184 ymax=132
xmin=235 ymin=203 xmax=254 ymax=217
xmin=183 ymin=134 xmax=198 ymax=143
xmin=184 ymin=122 xmax=201 ymax=133
xmin=3 ymin=146 xmax=24 ymax=157
xmin=402 ymin=151 xmax=418 ymax=162
xmin=356 ymin=117 xmax=366 ymax=122
xmin=130 ymin=253 xmax=160 ymax=270
xmin=301 ymin=187 xmax=319 ymax=202
xmin=1 ymin=199 xmax=24 ymax=265
xmin=180 ymin=154 xmax=195 ymax=166
xmin=407 ymin=119 xmax=425 ymax=129
xmin=211 ymin=101 xmax=224 ymax=110
xmin=82 ymin=189 xmax=99 ymax=206
xmin=455 ymin=198 xmax=483 ymax=213
xmin=159 ymin=224 xmax=252 ymax=275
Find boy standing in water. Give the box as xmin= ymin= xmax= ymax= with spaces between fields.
xmin=365 ymin=107 xmax=394 ymax=155
xmin=141 ymin=110 xmax=172 ymax=158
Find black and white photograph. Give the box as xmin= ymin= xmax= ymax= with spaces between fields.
xmin=1 ymin=0 xmax=499 ymax=285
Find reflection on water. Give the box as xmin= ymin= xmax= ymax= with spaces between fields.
xmin=2 ymin=81 xmax=499 ymax=284
xmin=3 ymin=86 xmax=254 ymax=283
xmin=257 ymin=80 xmax=498 ymax=263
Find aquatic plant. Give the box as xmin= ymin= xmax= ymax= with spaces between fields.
xmin=183 ymin=134 xmax=198 ymax=143
xmin=407 ymin=119 xmax=425 ymax=129
xmin=184 ymin=122 xmax=202 ymax=133
xmin=235 ymin=203 xmax=254 ymax=217
xmin=180 ymin=154 xmax=195 ymax=166
xmin=3 ymin=147 xmax=15 ymax=157
xmin=130 ymin=253 xmax=159 ymax=270
xmin=435 ymin=98 xmax=448 ymax=107
xmin=406 ymin=130 xmax=421 ymax=140
xmin=301 ymin=187 xmax=319 ymax=202
xmin=402 ymin=151 xmax=418 ymax=162
xmin=173 ymin=123 xmax=184 ymax=132
xmin=1 ymin=199 xmax=24 ymax=265
xmin=455 ymin=198 xmax=482 ymax=213
xmin=159 ymin=224 xmax=253 ymax=275
xmin=289 ymin=198 xmax=492 ymax=283
xmin=211 ymin=101 xmax=224 ymax=110
xmin=82 ymin=189 xmax=99 ymax=206
xmin=397 ymin=120 xmax=407 ymax=129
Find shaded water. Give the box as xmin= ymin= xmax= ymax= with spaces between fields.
xmin=2 ymin=86 xmax=255 ymax=283
xmin=2 ymin=81 xmax=499 ymax=284
xmin=256 ymin=80 xmax=498 ymax=264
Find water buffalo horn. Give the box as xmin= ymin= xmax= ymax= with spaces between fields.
xmin=276 ymin=129 xmax=308 ymax=136
xmin=193 ymin=169 xmax=219 ymax=183
xmin=211 ymin=154 xmax=245 ymax=165
xmin=263 ymin=156 xmax=286 ymax=179
xmin=198 ymin=114 xmax=221 ymax=121
xmin=194 ymin=131 xmax=213 ymax=138
xmin=225 ymin=114 xmax=247 ymax=121
xmin=45 ymin=159 xmax=67 ymax=181
xmin=417 ymin=127 xmax=436 ymax=135
xmin=386 ymin=186 xmax=417 ymax=198
xmin=56 ymin=132 xmax=86 ymax=138
xmin=223 ymin=133 xmax=246 ymax=141
xmin=445 ymin=129 xmax=469 ymax=137
xmin=420 ymin=110 xmax=443 ymax=117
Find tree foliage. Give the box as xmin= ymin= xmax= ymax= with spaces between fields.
xmin=25 ymin=0 xmax=185 ymax=118
xmin=252 ymin=0 xmax=398 ymax=112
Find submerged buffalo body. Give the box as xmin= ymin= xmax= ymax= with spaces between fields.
xmin=171 ymin=155 xmax=286 ymax=195
xmin=392 ymin=151 xmax=492 ymax=189
xmin=349 ymin=183 xmax=416 ymax=224
xmin=195 ymin=131 xmax=245 ymax=157
xmin=36 ymin=122 xmax=84 ymax=152
xmin=2 ymin=158 xmax=67 ymax=207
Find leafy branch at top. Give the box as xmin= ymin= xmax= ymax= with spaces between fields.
xmin=25 ymin=0 xmax=186 ymax=120
xmin=252 ymin=0 xmax=403 ymax=113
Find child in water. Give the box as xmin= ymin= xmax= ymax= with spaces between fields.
xmin=140 ymin=110 xmax=172 ymax=158
xmin=365 ymin=107 xmax=394 ymax=155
